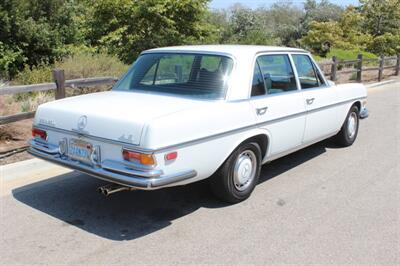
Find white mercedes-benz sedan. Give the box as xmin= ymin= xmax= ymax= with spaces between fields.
xmin=29 ymin=45 xmax=368 ymax=203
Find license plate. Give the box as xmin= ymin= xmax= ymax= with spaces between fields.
xmin=68 ymin=139 xmax=93 ymax=164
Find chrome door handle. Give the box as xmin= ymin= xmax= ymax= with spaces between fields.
xmin=306 ymin=98 xmax=315 ymax=105
xmin=256 ymin=106 xmax=268 ymax=115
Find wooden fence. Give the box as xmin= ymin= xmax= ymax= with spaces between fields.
xmin=1 ymin=54 xmax=399 ymax=125
xmin=0 ymin=69 xmax=117 ymax=125
xmin=318 ymin=54 xmax=400 ymax=82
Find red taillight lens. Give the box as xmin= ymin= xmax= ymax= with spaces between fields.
xmin=32 ymin=128 xmax=47 ymax=140
xmin=122 ymin=149 xmax=156 ymax=166
xmin=165 ymin=151 xmax=177 ymax=161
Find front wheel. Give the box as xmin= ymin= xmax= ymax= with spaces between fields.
xmin=210 ymin=142 xmax=262 ymax=203
xmin=334 ymin=105 xmax=359 ymax=147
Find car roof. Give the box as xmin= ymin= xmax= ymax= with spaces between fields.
xmin=143 ymin=45 xmax=308 ymax=57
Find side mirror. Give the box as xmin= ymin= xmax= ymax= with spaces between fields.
xmin=327 ymin=80 xmax=335 ymax=87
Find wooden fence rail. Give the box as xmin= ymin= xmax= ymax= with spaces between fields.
xmin=319 ymin=54 xmax=400 ymax=82
xmin=0 ymin=69 xmax=118 ymax=125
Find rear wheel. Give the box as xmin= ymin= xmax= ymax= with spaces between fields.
xmin=334 ymin=105 xmax=359 ymax=147
xmin=210 ymin=142 xmax=262 ymax=203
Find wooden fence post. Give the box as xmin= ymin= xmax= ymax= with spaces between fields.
xmin=331 ymin=56 xmax=337 ymax=81
xmin=356 ymin=54 xmax=363 ymax=82
xmin=378 ymin=55 xmax=384 ymax=82
xmin=395 ymin=54 xmax=400 ymax=76
xmin=53 ymin=69 xmax=65 ymax=99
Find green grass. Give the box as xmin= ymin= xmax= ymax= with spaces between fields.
xmin=313 ymin=48 xmax=377 ymax=62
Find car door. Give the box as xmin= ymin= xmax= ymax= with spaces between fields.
xmin=291 ymin=54 xmax=341 ymax=144
xmin=249 ymin=54 xmax=306 ymax=157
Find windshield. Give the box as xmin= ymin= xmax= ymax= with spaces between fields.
xmin=113 ymin=53 xmax=234 ymax=99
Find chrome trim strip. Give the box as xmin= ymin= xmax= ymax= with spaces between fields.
xmin=35 ymin=96 xmax=366 ymax=153
xmin=304 ymin=97 xmax=366 ymax=115
xmin=37 ymin=124 xmax=143 ymax=151
xmin=28 ymin=147 xmax=197 ymax=189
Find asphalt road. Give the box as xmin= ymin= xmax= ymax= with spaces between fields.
xmin=1 ymin=82 xmax=399 ymax=265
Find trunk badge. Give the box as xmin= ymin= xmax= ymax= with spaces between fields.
xmin=77 ymin=115 xmax=87 ymax=130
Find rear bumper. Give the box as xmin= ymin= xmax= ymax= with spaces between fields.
xmin=28 ymin=140 xmax=196 ymax=189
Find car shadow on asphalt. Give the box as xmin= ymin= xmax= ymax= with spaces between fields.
xmin=12 ymin=141 xmax=328 ymax=241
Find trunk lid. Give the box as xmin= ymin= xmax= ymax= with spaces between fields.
xmin=34 ymin=91 xmax=203 ymax=145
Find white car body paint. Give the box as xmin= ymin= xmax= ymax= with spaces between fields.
xmin=29 ymin=45 xmax=367 ymax=189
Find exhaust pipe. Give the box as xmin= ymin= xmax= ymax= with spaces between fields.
xmin=97 ymin=184 xmax=134 ymax=196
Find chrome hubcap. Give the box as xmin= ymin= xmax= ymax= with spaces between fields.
xmin=347 ymin=112 xmax=357 ymax=139
xmin=233 ymin=150 xmax=257 ymax=191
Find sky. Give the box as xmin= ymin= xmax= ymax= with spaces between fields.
xmin=209 ymin=0 xmax=360 ymax=9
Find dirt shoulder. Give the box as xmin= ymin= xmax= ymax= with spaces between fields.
xmin=0 ymin=119 xmax=33 ymax=165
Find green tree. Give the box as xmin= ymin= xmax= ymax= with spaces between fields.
xmin=267 ymin=1 xmax=304 ymax=46
xmin=303 ymin=0 xmax=344 ymax=24
xmin=339 ymin=6 xmax=372 ymax=49
xmin=359 ymin=0 xmax=400 ymax=54
xmin=86 ymin=0 xmax=215 ymax=63
xmin=359 ymin=0 xmax=400 ymax=36
xmin=0 ymin=0 xmax=86 ymax=78
xmin=207 ymin=4 xmax=280 ymax=45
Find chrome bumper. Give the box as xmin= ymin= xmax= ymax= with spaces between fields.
xmin=360 ymin=107 xmax=369 ymax=119
xmin=28 ymin=140 xmax=196 ymax=189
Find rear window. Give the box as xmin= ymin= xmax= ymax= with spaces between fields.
xmin=114 ymin=53 xmax=234 ymax=99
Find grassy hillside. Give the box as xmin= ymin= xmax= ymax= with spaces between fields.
xmin=313 ymin=48 xmax=377 ymax=62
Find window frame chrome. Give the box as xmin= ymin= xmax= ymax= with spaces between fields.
xmin=248 ymin=52 xmax=301 ymax=100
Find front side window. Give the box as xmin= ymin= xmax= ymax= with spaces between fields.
xmin=256 ymin=55 xmax=297 ymax=94
xmin=292 ymin=54 xmax=325 ymax=89
xmin=114 ymin=53 xmax=234 ymax=99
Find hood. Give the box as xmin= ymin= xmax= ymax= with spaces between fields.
xmin=34 ymin=91 xmax=204 ymax=145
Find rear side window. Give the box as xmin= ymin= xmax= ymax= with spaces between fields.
xmin=292 ymin=54 xmax=325 ymax=89
xmin=256 ymin=55 xmax=297 ymax=94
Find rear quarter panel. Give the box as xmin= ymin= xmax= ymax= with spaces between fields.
xmin=143 ymin=101 xmax=268 ymax=184
xmin=334 ymin=83 xmax=367 ymax=125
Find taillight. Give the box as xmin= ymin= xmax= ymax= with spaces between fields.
xmin=32 ymin=127 xmax=47 ymax=140
xmin=122 ymin=149 xmax=156 ymax=166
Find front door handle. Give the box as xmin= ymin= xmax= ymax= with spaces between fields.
xmin=306 ymin=98 xmax=315 ymax=105
xmin=256 ymin=106 xmax=268 ymax=115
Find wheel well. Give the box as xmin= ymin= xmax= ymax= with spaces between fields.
xmin=353 ymin=101 xmax=361 ymax=112
xmin=241 ymin=134 xmax=268 ymax=158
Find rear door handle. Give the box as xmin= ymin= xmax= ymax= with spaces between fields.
xmin=256 ymin=106 xmax=268 ymax=115
xmin=306 ymin=98 xmax=315 ymax=105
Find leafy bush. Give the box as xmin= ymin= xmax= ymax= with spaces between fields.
xmin=13 ymin=64 xmax=53 ymax=85
xmin=0 ymin=42 xmax=26 ymax=79
xmin=367 ymin=33 xmax=400 ymax=55
xmin=56 ymin=51 xmax=129 ymax=79
xmin=11 ymin=51 xmax=128 ymax=102
xmin=300 ymin=21 xmax=345 ymax=57
xmin=13 ymin=51 xmax=128 ymax=85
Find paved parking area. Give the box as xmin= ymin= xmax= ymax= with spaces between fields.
xmin=1 ymin=82 xmax=399 ymax=265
